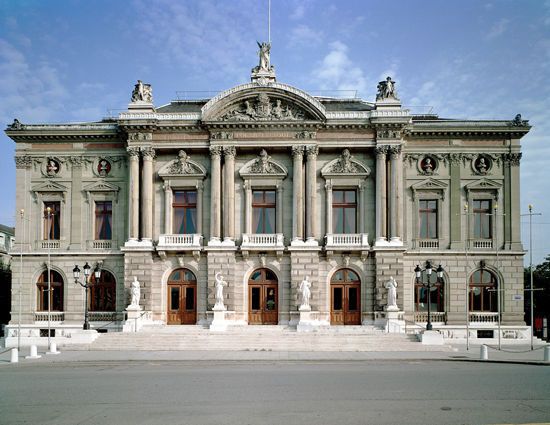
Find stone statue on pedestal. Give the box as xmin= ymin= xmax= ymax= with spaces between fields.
xmin=131 ymin=80 xmax=153 ymax=103
xmin=385 ymin=276 xmax=398 ymax=310
xmin=376 ymin=76 xmax=398 ymax=101
xmin=214 ymin=272 xmax=227 ymax=310
xmin=299 ymin=276 xmax=312 ymax=311
xmin=130 ymin=276 xmax=141 ymax=307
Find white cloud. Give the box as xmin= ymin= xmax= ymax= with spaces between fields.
xmin=288 ymin=24 xmax=323 ymax=47
xmin=486 ymin=18 xmax=510 ymax=39
xmin=290 ymin=3 xmax=306 ymax=20
xmin=314 ymin=41 xmax=369 ymax=96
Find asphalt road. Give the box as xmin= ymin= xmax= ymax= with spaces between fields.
xmin=1 ymin=360 xmax=549 ymax=425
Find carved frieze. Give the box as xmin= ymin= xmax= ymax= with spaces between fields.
xmin=295 ymin=130 xmax=316 ymax=139
xmin=376 ymin=129 xmax=401 ymax=139
xmin=14 ymin=155 xmax=32 ymax=169
xmin=219 ymin=93 xmax=306 ymax=121
xmin=211 ymin=131 xmax=233 ymax=140
xmin=128 ymin=132 xmax=152 ymax=142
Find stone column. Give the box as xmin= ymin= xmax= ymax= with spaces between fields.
xmin=291 ymin=145 xmax=304 ymax=242
xmin=163 ymin=182 xmax=171 ymax=234
xmin=127 ymin=147 xmax=140 ymax=240
xmin=196 ymin=181 xmax=203 ymax=236
xmin=389 ymin=145 xmax=400 ymax=242
xmin=375 ymin=146 xmax=387 ymax=243
xmin=244 ymin=181 xmax=252 ymax=234
xmin=396 ymin=146 xmax=403 ymax=240
xmin=359 ymin=184 xmax=365 ymax=233
xmin=141 ymin=146 xmax=155 ymax=241
xmin=276 ymin=184 xmax=283 ymax=234
xmin=69 ymin=156 xmax=83 ymax=249
xmin=325 ymin=181 xmax=333 ymax=234
xmin=223 ymin=146 xmax=236 ymax=242
xmin=209 ymin=146 xmax=222 ymax=243
xmin=305 ymin=145 xmax=319 ymax=242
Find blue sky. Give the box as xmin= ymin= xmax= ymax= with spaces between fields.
xmin=0 ymin=0 xmax=549 ymax=263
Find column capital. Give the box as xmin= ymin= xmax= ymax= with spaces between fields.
xmin=291 ymin=145 xmax=305 ymax=157
xmin=375 ymin=145 xmax=390 ymax=156
xmin=163 ymin=182 xmax=171 ymax=192
xmin=388 ymin=145 xmax=402 ymax=159
xmin=305 ymin=145 xmax=319 ymax=157
xmin=126 ymin=146 xmax=140 ymax=158
xmin=209 ymin=145 xmax=223 ymax=157
xmin=14 ymin=155 xmax=32 ymax=169
xmin=223 ymin=146 xmax=236 ymax=158
xmin=141 ymin=146 xmax=156 ymax=160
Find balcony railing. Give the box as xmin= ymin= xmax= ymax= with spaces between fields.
xmin=469 ymin=312 xmax=499 ymax=323
xmin=414 ymin=311 xmax=446 ymax=323
xmin=158 ymin=234 xmax=202 ymax=249
xmin=91 ymin=240 xmax=113 ymax=250
xmin=470 ymin=239 xmax=493 ymax=249
xmin=88 ymin=311 xmax=118 ymax=322
xmin=325 ymin=233 xmax=370 ymax=250
xmin=34 ymin=312 xmax=64 ymax=322
xmin=241 ymin=233 xmax=284 ymax=249
xmin=414 ymin=239 xmax=439 ymax=249
xmin=39 ymin=240 xmax=60 ymax=250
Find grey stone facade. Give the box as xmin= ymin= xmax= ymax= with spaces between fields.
xmin=3 ymin=59 xmax=531 ymax=343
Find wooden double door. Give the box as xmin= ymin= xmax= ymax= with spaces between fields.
xmin=167 ymin=269 xmax=197 ymax=325
xmin=330 ymin=269 xmax=361 ymax=325
xmin=248 ymin=269 xmax=278 ymax=325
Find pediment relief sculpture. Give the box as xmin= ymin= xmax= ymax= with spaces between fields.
xmin=411 ymin=178 xmax=448 ymax=201
xmin=219 ymin=93 xmax=306 ymax=121
xmin=465 ymin=178 xmax=502 ymax=193
xmin=31 ymin=180 xmax=69 ymax=202
xmin=158 ymin=150 xmax=207 ymax=178
xmin=322 ymin=149 xmax=371 ymax=177
xmin=240 ymin=150 xmax=287 ymax=178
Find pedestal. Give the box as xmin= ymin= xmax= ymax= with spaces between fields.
xmin=420 ymin=330 xmax=445 ymax=345
xmin=297 ymin=309 xmax=322 ymax=332
xmin=210 ymin=306 xmax=227 ymax=331
xmin=123 ymin=305 xmax=143 ymax=332
xmin=385 ymin=309 xmax=405 ymax=333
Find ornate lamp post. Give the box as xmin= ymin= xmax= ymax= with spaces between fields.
xmin=414 ymin=261 xmax=444 ymax=331
xmin=73 ymin=262 xmax=101 ymax=330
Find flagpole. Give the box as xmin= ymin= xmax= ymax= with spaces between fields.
xmin=268 ymin=0 xmax=271 ymax=43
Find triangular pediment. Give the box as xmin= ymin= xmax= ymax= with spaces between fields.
xmin=410 ymin=178 xmax=448 ymax=200
xmin=240 ymin=150 xmax=288 ymax=178
xmin=465 ymin=178 xmax=502 ymax=191
xmin=202 ymin=83 xmax=326 ymax=122
xmin=83 ymin=181 xmax=120 ymax=193
xmin=321 ymin=150 xmax=371 ymax=177
xmin=31 ymin=180 xmax=68 ymax=193
xmin=158 ymin=150 xmax=207 ymax=178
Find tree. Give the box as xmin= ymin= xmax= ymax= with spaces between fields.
xmin=524 ymin=255 xmax=550 ymax=328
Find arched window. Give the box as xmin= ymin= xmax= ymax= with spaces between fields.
xmin=469 ymin=269 xmax=497 ymax=312
xmin=89 ymin=270 xmax=116 ymax=311
xmin=415 ymin=271 xmax=445 ymax=312
xmin=37 ymin=270 xmax=64 ymax=311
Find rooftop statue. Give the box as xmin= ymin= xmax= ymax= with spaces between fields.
xmin=131 ymin=80 xmax=153 ymax=103
xmin=376 ymin=76 xmax=398 ymax=101
xmin=257 ymin=41 xmax=272 ymax=72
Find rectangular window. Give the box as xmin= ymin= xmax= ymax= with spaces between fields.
xmin=173 ymin=190 xmax=197 ymax=234
xmin=418 ymin=200 xmax=438 ymax=239
xmin=332 ymin=190 xmax=357 ymax=233
xmin=43 ymin=201 xmax=60 ymax=240
xmin=252 ymin=190 xmax=276 ymax=233
xmin=95 ymin=201 xmax=112 ymax=240
xmin=473 ymin=200 xmax=492 ymax=239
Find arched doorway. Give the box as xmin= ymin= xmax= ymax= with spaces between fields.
xmin=89 ymin=270 xmax=116 ymax=312
xmin=167 ymin=268 xmax=197 ymax=325
xmin=248 ymin=268 xmax=278 ymax=324
xmin=330 ymin=268 xmax=361 ymax=325
xmin=37 ymin=270 xmax=64 ymax=311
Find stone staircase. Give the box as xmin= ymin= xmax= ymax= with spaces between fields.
xmin=69 ymin=325 xmax=452 ymax=352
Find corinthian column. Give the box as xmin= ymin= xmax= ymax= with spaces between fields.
xmin=209 ymin=146 xmax=222 ymax=243
xmin=127 ymin=147 xmax=140 ymax=241
xmin=389 ymin=145 xmax=401 ymax=243
xmin=305 ymin=145 xmax=319 ymax=243
xmin=291 ymin=145 xmax=304 ymax=242
xmin=223 ymin=146 xmax=236 ymax=242
xmin=141 ymin=146 xmax=155 ymax=241
xmin=375 ymin=146 xmax=387 ymax=243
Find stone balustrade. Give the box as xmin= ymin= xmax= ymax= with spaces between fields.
xmin=325 ymin=233 xmax=370 ymax=250
xmin=241 ymin=233 xmax=284 ymax=250
xmin=157 ymin=234 xmax=202 ymax=250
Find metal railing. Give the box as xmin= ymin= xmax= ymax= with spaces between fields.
xmin=88 ymin=312 xmax=118 ymax=322
xmin=34 ymin=312 xmax=64 ymax=322
xmin=414 ymin=311 xmax=446 ymax=323
xmin=469 ymin=312 xmax=499 ymax=323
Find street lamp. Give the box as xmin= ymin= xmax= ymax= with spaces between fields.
xmin=73 ymin=262 xmax=101 ymax=330
xmin=415 ymin=261 xmax=444 ymax=331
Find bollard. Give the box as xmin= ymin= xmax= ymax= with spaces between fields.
xmin=25 ymin=345 xmax=42 ymax=359
xmin=47 ymin=342 xmax=60 ymax=355
xmin=480 ymin=344 xmax=488 ymax=360
xmin=10 ymin=348 xmax=18 ymax=363
xmin=544 ymin=345 xmax=550 ymax=362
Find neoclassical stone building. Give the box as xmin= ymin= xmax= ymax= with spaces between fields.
xmin=4 ymin=46 xmax=532 ymax=344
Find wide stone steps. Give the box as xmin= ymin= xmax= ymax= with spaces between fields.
xmin=69 ymin=325 xmax=451 ymax=352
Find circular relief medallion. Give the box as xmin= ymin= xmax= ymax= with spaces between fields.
xmin=419 ymin=155 xmax=437 ymax=175
xmin=97 ymin=159 xmax=111 ymax=177
xmin=473 ymin=155 xmax=491 ymax=175
xmin=46 ymin=158 xmax=60 ymax=176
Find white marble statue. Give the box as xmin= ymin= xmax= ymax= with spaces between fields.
xmin=385 ymin=276 xmax=398 ymax=309
xmin=299 ymin=276 xmax=312 ymax=310
xmin=214 ymin=272 xmax=227 ymax=309
xmin=130 ymin=276 xmax=141 ymax=307
xmin=257 ymin=41 xmax=271 ymax=71
xmin=131 ymin=79 xmax=153 ymax=103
